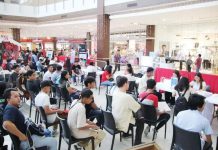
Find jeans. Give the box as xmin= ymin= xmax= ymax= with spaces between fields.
xmin=89 ymin=109 xmax=104 ymax=127
xmin=165 ymin=92 xmax=175 ymax=105
xmin=20 ymin=134 xmax=57 ymax=150
xmin=113 ymin=63 xmax=120 ymax=74
xmin=101 ymin=81 xmax=114 ymax=86
xmin=72 ymin=74 xmax=84 ymax=83
xmin=196 ymin=67 xmax=200 ymax=73
xmin=134 ymin=118 xmax=144 ymax=145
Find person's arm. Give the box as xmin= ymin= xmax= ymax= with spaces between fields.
xmin=3 ymin=121 xmax=27 ymax=141
xmin=67 ymin=86 xmax=77 ymax=94
xmin=43 ymin=105 xmax=62 ymax=115
xmin=204 ymin=135 xmax=212 ymax=144
xmin=78 ymin=124 xmax=99 ymax=130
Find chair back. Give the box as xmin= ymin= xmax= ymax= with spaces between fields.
xmin=57 ymin=116 xmax=72 ymax=141
xmin=106 ymin=94 xmax=113 ymax=111
xmin=87 ymin=72 xmax=97 ymax=79
xmin=4 ymin=74 xmax=10 ymax=82
xmin=60 ymin=87 xmax=71 ymax=102
xmin=38 ymin=106 xmax=48 ymax=125
xmin=50 ymin=98 xmax=57 ymax=105
xmin=171 ymin=124 xmax=201 ymax=150
xmin=0 ymin=75 xmax=4 ymax=81
xmin=140 ymin=103 xmax=157 ymax=124
xmin=102 ymin=111 xmax=116 ymax=131
xmin=8 ymin=133 xmax=20 ymax=150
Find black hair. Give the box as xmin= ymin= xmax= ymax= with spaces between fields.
xmin=89 ymin=62 xmax=94 ymax=66
xmin=147 ymin=67 xmax=154 ymax=73
xmin=48 ymin=64 xmax=53 ymax=68
xmin=60 ymin=70 xmax=69 ymax=82
xmin=13 ymin=64 xmax=20 ymax=70
xmin=3 ymin=88 xmax=18 ymax=101
xmin=147 ymin=79 xmax=156 ymax=89
xmin=26 ymin=70 xmax=35 ymax=78
xmin=195 ymin=72 xmax=204 ymax=90
xmin=105 ymin=65 xmax=112 ymax=74
xmin=106 ymin=60 xmax=110 ymax=66
xmin=198 ymin=54 xmax=201 ymax=57
xmin=127 ymin=64 xmax=134 ymax=75
xmin=116 ymin=76 xmax=128 ymax=88
xmin=81 ymin=89 xmax=93 ymax=99
xmin=56 ymin=65 xmax=62 ymax=71
xmin=174 ymin=70 xmax=181 ymax=81
xmin=40 ymin=80 xmax=52 ymax=89
xmin=84 ymin=76 xmax=96 ymax=87
xmin=175 ymin=77 xmax=189 ymax=92
xmin=188 ymin=94 xmax=205 ymax=110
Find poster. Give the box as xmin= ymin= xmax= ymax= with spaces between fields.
xmin=46 ymin=50 xmax=53 ymax=60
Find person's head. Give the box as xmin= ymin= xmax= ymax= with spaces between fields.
xmin=84 ymin=77 xmax=96 ymax=89
xmin=89 ymin=62 xmax=94 ymax=66
xmin=74 ymin=61 xmax=79 ymax=65
xmin=26 ymin=70 xmax=37 ymax=80
xmin=194 ymin=72 xmax=203 ymax=83
xmin=48 ymin=65 xmax=54 ymax=72
xmin=146 ymin=79 xmax=156 ymax=91
xmin=173 ymin=70 xmax=180 ymax=81
xmin=146 ymin=67 xmax=154 ymax=78
xmin=4 ymin=88 xmax=20 ymax=107
xmin=105 ymin=65 xmax=112 ymax=74
xmin=188 ymin=94 xmax=205 ymax=111
xmin=198 ymin=54 xmax=201 ymax=57
xmin=61 ymin=70 xmax=70 ymax=81
xmin=40 ymin=80 xmax=52 ymax=94
xmin=13 ymin=64 xmax=20 ymax=73
xmin=106 ymin=60 xmax=110 ymax=66
xmin=175 ymin=77 xmax=189 ymax=92
xmin=162 ymin=45 xmax=167 ymax=51
xmin=56 ymin=65 xmax=62 ymax=72
xmin=80 ymin=89 xmax=93 ymax=104
xmin=117 ymin=49 xmax=120 ymax=54
xmin=116 ymin=76 xmax=129 ymax=91
xmin=126 ymin=63 xmax=134 ymax=75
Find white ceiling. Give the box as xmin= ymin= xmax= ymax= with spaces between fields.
xmin=0 ymin=1 xmax=218 ymax=38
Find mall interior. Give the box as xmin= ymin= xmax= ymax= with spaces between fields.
xmin=0 ymin=0 xmax=218 ymax=150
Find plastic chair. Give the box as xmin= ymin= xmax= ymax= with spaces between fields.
xmin=28 ymin=91 xmax=36 ymax=118
xmin=170 ymin=124 xmax=201 ymax=150
xmin=106 ymin=94 xmax=113 ymax=111
xmin=102 ymin=111 xmax=134 ymax=150
xmin=140 ymin=103 xmax=167 ymax=141
xmin=60 ymin=87 xmax=71 ymax=109
xmin=57 ymin=115 xmax=95 ymax=150
xmin=38 ymin=106 xmax=59 ymax=129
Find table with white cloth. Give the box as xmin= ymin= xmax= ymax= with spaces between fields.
xmin=156 ymin=79 xmax=175 ymax=93
xmin=82 ymin=68 xmax=104 ymax=76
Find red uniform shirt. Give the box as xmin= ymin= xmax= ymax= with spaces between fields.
xmin=139 ymin=92 xmax=158 ymax=108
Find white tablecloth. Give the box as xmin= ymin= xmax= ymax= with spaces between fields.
xmin=156 ymin=79 xmax=174 ymax=93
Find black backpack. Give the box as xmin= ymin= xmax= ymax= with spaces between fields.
xmin=174 ymin=89 xmax=189 ymax=116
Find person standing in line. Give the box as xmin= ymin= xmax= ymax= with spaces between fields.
xmin=186 ymin=55 xmax=193 ymax=72
xmin=195 ymin=54 xmax=202 ymax=73
xmin=113 ymin=50 xmax=121 ymax=74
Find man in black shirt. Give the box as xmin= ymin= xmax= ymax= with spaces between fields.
xmin=72 ymin=61 xmax=84 ymax=85
xmin=26 ymin=70 xmax=40 ymax=95
xmin=3 ymin=88 xmax=57 ymax=150
xmin=84 ymin=77 xmax=103 ymax=127
xmin=9 ymin=64 xmax=20 ymax=88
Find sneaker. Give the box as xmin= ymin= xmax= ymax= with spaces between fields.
xmin=144 ymin=126 xmax=150 ymax=137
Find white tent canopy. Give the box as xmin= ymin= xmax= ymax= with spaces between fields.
xmin=0 ymin=37 xmax=22 ymax=47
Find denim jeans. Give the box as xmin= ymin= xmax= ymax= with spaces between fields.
xmin=20 ymin=134 xmax=57 ymax=150
xmin=89 ymin=109 xmax=104 ymax=127
xmin=101 ymin=81 xmax=114 ymax=86
xmin=72 ymin=74 xmax=84 ymax=83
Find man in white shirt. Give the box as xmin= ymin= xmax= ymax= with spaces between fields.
xmin=68 ymin=89 xmax=105 ymax=150
xmin=35 ymin=81 xmax=63 ymax=135
xmin=112 ymin=76 xmax=144 ymax=145
xmin=86 ymin=62 xmax=97 ymax=73
xmin=174 ymin=94 xmax=213 ymax=150
xmin=137 ymin=67 xmax=154 ymax=93
xmin=43 ymin=65 xmax=54 ymax=81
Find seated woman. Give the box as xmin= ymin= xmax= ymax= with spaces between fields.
xmin=165 ymin=70 xmax=180 ymax=106
xmin=190 ymin=72 xmax=206 ymax=91
xmin=124 ymin=64 xmax=135 ymax=81
xmin=101 ymin=65 xmax=114 ymax=86
xmin=172 ymin=77 xmax=191 ymax=101
xmin=59 ymin=70 xmax=80 ymax=102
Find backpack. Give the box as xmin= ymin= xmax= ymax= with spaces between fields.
xmin=174 ymin=89 xmax=189 ymax=116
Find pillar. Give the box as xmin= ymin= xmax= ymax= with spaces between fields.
xmin=53 ymin=37 xmax=57 ymax=51
xmin=97 ymin=0 xmax=110 ymax=67
xmin=11 ymin=28 xmax=20 ymax=42
xmin=86 ymin=32 xmax=91 ymax=54
xmin=146 ymin=25 xmax=155 ymax=55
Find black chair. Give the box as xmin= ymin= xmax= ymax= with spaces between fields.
xmin=50 ymin=97 xmax=58 ymax=105
xmin=60 ymin=87 xmax=71 ymax=109
xmin=170 ymin=124 xmax=201 ymax=150
xmin=38 ymin=106 xmax=59 ymax=129
xmin=57 ymin=115 xmax=95 ymax=150
xmin=0 ymin=75 xmax=4 ymax=81
xmin=106 ymin=94 xmax=113 ymax=111
xmin=87 ymin=72 xmax=97 ymax=79
xmin=4 ymin=74 xmax=10 ymax=82
xmin=28 ymin=91 xmax=36 ymax=118
xmin=140 ymin=103 xmax=167 ymax=141
xmin=98 ymin=75 xmax=102 ymax=95
xmin=102 ymin=111 xmax=134 ymax=150
xmin=55 ymin=86 xmax=62 ymax=108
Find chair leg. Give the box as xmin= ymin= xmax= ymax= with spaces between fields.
xmin=120 ymin=132 xmax=122 ymax=142
xmin=131 ymin=128 xmax=134 ymax=146
xmin=91 ymin=138 xmax=95 ymax=150
xmin=164 ymin=124 xmax=167 ymax=139
xmin=111 ymin=134 xmax=115 ymax=150
xmin=64 ymin=102 xmax=67 ymax=109
xmin=68 ymin=144 xmax=71 ymax=150
xmin=58 ymin=135 xmax=62 ymax=150
xmin=29 ymin=101 xmax=32 ymax=117
xmin=152 ymin=126 xmax=156 ymax=141
xmin=58 ymin=98 xmax=61 ymax=108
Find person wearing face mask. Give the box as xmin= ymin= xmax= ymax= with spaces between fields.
xmin=190 ymin=73 xmax=206 ymax=91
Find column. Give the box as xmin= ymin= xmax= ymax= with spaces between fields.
xmin=146 ymin=25 xmax=155 ymax=55
xmin=97 ymin=0 xmax=110 ymax=67
xmin=11 ymin=28 xmax=20 ymax=42
xmin=86 ymin=32 xmax=91 ymax=54
xmin=53 ymin=37 xmax=57 ymax=50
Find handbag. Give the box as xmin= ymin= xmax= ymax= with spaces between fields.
xmin=25 ymin=118 xmax=45 ymax=136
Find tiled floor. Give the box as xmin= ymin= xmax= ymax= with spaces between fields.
xmin=4 ymin=83 xmax=218 ymax=150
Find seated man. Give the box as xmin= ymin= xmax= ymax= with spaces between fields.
xmin=112 ymin=76 xmax=144 ymax=145
xmin=35 ymin=81 xmax=63 ymax=136
xmin=3 ymin=88 xmax=57 ymax=150
xmin=9 ymin=64 xmax=20 ymax=88
xmin=72 ymin=61 xmax=84 ymax=85
xmin=26 ymin=70 xmax=40 ymax=96
xmin=139 ymin=79 xmax=170 ymax=137
xmin=174 ymin=94 xmax=213 ymax=149
xmin=84 ymin=77 xmax=103 ymax=127
xmin=43 ymin=65 xmax=54 ymax=81
xmin=68 ymin=89 xmax=105 ymax=150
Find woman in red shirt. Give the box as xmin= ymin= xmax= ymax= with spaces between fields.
xmin=101 ymin=65 xmax=114 ymax=86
